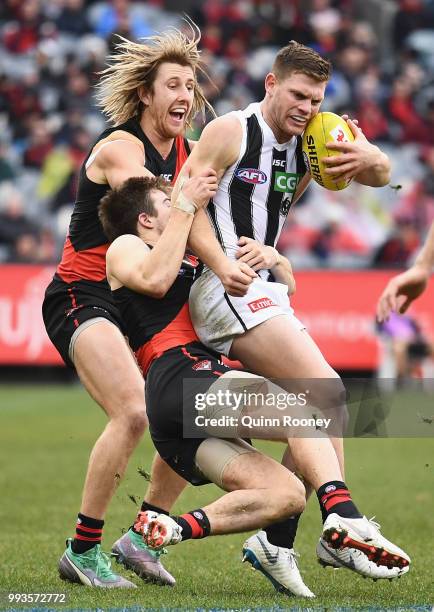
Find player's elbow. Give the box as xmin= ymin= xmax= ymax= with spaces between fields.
xmin=145 ymin=271 xmax=176 ymax=298
xmin=143 ymin=278 xmax=169 ymax=299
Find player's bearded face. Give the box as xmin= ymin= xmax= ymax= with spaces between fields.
xmin=270 ymin=72 xmax=326 ymax=139
xmin=142 ymin=62 xmax=195 ymax=138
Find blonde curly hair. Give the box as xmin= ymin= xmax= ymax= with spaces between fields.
xmin=96 ymin=22 xmax=214 ymax=127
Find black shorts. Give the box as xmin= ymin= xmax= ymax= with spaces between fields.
xmin=145 ymin=342 xmax=230 ymax=485
xmin=42 ymin=275 xmax=124 ymax=367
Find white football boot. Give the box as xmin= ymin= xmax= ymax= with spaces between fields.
xmin=141 ymin=512 xmax=183 ymax=550
xmin=322 ymin=514 xmax=410 ymax=570
xmin=317 ymin=538 xmax=410 ymax=580
xmin=242 ymin=531 xmax=315 ymax=598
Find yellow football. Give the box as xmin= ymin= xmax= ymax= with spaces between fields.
xmin=302 ymin=112 xmax=355 ymax=191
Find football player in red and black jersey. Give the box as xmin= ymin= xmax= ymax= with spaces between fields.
xmin=44 ymin=27 xmax=254 ymax=589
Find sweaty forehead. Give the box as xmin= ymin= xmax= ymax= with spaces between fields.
xmin=156 ymin=62 xmax=195 ymax=82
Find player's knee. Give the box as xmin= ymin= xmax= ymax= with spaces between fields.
xmin=105 ymin=385 xmax=146 ymax=417
xmin=312 ymin=373 xmax=344 ymax=405
xmin=120 ymin=407 xmax=148 ymax=438
xmin=267 ymin=474 xmax=306 ymax=522
xmin=310 ymin=374 xmax=347 ymax=425
xmin=330 ymin=377 xmax=349 ymax=431
xmin=289 ymin=478 xmax=306 ymax=515
xmin=267 ymin=491 xmax=305 ymax=523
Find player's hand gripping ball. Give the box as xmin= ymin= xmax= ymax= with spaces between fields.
xmin=302 ymin=112 xmax=355 ymax=191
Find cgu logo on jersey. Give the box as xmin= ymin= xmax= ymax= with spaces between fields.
xmin=235 ymin=168 xmax=268 ymax=185
xmin=274 ymin=172 xmax=301 ymax=194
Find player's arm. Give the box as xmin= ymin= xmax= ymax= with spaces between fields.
xmin=292 ymin=172 xmax=312 ymax=205
xmin=174 ymin=116 xmax=257 ymax=296
xmin=270 ymin=254 xmax=296 ymax=295
xmin=322 ymin=119 xmax=391 ymax=187
xmin=87 ymin=134 xmax=154 ymax=188
xmin=107 ymin=172 xmax=217 ymax=297
xmin=235 ymin=236 xmax=296 ymax=295
xmin=377 ymin=221 xmax=434 ymax=321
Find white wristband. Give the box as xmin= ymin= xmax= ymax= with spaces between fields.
xmin=173 ymin=190 xmax=198 ymax=216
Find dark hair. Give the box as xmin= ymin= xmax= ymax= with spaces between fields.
xmin=272 ymin=40 xmax=332 ymax=82
xmin=98 ymin=176 xmax=171 ymax=242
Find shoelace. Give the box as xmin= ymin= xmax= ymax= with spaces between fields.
xmin=171 ymin=524 xmax=182 ymax=544
xmin=120 ymin=529 xmax=170 ymax=559
xmin=130 ymin=536 xmax=169 ymax=558
xmin=368 ymin=516 xmax=381 ymax=531
xmin=284 ymin=548 xmax=300 ymax=568
xmin=72 ymin=545 xmax=100 ymax=569
xmin=76 ymin=545 xmax=116 ymax=579
xmin=96 ymin=549 xmax=117 ymax=579
xmin=147 ymin=546 xmax=168 ymax=558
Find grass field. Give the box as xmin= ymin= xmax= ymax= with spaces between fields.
xmin=1 ymin=384 xmax=433 ymax=611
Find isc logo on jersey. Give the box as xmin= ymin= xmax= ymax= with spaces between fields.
xmin=235 ymin=168 xmax=267 ymax=184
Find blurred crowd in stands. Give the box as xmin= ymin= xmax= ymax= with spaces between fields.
xmin=0 ymin=0 xmax=434 ymax=268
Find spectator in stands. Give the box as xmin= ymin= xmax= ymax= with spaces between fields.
xmin=23 ymin=118 xmax=54 ymax=169
xmin=37 ymin=126 xmax=91 ymax=212
xmin=2 ymin=0 xmax=42 ymax=54
xmin=388 ymin=74 xmax=427 ymax=143
xmin=372 ymin=218 xmax=420 ymax=269
xmin=392 ymin=0 xmax=434 ymax=51
xmin=418 ymin=99 xmax=434 ymax=146
xmin=0 ymin=182 xmax=56 ymax=262
xmin=394 ymin=146 xmax=434 ymax=231
xmin=2 ymin=72 xmax=43 ymax=141
xmin=376 ymin=311 xmax=433 ymax=387
xmin=0 ymin=143 xmax=15 ymax=183
xmin=0 ymin=183 xmax=37 ymax=258
xmin=57 ymin=63 xmax=93 ymax=115
xmin=93 ymin=0 xmax=153 ymax=40
xmin=310 ymin=208 xmax=369 ymax=264
xmin=0 ymin=0 xmax=433 ymax=263
xmin=354 ymin=69 xmax=390 ymax=142
xmin=56 ymin=0 xmax=91 ymax=37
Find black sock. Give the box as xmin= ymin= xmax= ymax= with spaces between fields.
xmin=131 ymin=502 xmax=169 ymax=535
xmin=172 ymin=509 xmax=211 ymax=541
xmin=141 ymin=501 xmax=169 ymax=515
xmin=317 ymin=480 xmax=362 ymax=522
xmin=265 ymin=514 xmax=301 ymax=549
xmin=71 ymin=513 xmax=104 ymax=554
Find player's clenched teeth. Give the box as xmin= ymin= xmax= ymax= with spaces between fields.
xmin=290 ymin=115 xmax=307 ymax=125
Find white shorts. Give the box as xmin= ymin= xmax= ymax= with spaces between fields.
xmin=189 ymin=269 xmax=305 ymax=356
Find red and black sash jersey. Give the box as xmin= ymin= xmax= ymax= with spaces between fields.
xmin=112 ymin=253 xmax=201 ymax=375
xmin=55 ymin=117 xmax=191 ymax=285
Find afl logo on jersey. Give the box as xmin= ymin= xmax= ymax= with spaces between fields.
xmin=235 ymin=168 xmax=267 ymax=184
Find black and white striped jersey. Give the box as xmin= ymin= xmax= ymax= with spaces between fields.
xmin=207 ymin=102 xmax=306 ymax=260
